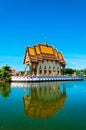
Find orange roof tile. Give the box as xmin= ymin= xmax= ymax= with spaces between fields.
xmin=29 ymin=48 xmax=35 ymax=56
xmin=58 ymin=52 xmax=63 ymax=60
xmin=40 ymin=45 xmax=54 ymax=54
xmin=35 ymin=46 xmax=40 ymax=54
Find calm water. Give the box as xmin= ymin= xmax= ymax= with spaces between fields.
xmin=0 ymin=80 xmax=86 ymax=130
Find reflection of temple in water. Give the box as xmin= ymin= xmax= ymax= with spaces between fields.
xmin=23 ymin=82 xmax=67 ymax=119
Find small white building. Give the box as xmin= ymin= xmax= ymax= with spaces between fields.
xmin=23 ymin=43 xmax=66 ymax=76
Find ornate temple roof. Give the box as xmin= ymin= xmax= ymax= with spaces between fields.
xmin=24 ymin=44 xmax=66 ymax=66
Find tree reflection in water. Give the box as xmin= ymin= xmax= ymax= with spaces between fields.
xmin=23 ymin=82 xmax=67 ymax=119
xmin=0 ymin=82 xmax=11 ymax=98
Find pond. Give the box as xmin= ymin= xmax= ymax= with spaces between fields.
xmin=0 ymin=80 xmax=86 ymax=130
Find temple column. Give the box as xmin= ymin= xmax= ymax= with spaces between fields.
xmin=24 ymin=64 xmax=27 ymax=72
xmin=42 ymin=65 xmax=44 ymax=76
xmin=24 ymin=64 xmax=28 ymax=76
xmin=36 ymin=64 xmax=39 ymax=76
xmin=51 ymin=69 xmax=53 ymax=76
xmin=29 ymin=65 xmax=32 ymax=75
xmin=47 ymin=69 xmax=49 ymax=76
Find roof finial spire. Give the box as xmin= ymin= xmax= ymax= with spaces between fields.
xmin=44 ymin=37 xmax=48 ymax=46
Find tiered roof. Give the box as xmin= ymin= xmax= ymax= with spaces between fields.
xmin=24 ymin=44 xmax=66 ymax=66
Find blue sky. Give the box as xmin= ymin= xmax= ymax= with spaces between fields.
xmin=0 ymin=0 xmax=86 ymax=71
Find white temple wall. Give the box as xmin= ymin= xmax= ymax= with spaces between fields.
xmin=36 ymin=60 xmax=61 ymax=76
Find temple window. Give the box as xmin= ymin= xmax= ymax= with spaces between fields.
xmin=39 ymin=65 xmax=42 ymax=69
xmin=39 ymin=70 xmax=42 ymax=74
xmin=53 ymin=66 xmax=55 ymax=72
xmin=39 ymin=65 xmax=42 ymax=74
xmin=49 ymin=70 xmax=51 ymax=74
xmin=44 ymin=70 xmax=47 ymax=74
xmin=44 ymin=66 xmax=47 ymax=74
xmin=57 ymin=70 xmax=59 ymax=74
xmin=44 ymin=66 xmax=46 ymax=69
xmin=53 ymin=66 xmax=55 ymax=70
xmin=49 ymin=66 xmax=51 ymax=70
xmin=48 ymin=66 xmax=51 ymax=75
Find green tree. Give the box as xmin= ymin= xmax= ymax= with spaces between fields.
xmin=0 ymin=65 xmax=12 ymax=82
xmin=83 ymin=69 xmax=86 ymax=75
xmin=62 ymin=68 xmax=74 ymax=75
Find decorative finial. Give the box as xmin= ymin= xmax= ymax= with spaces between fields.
xmin=44 ymin=37 xmax=48 ymax=46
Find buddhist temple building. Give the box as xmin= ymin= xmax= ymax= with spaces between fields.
xmin=23 ymin=43 xmax=66 ymax=76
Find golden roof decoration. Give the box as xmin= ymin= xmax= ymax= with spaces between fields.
xmin=35 ymin=46 xmax=40 ymax=54
xmin=29 ymin=48 xmax=35 ymax=56
xmin=24 ymin=43 xmax=66 ymax=65
xmin=40 ymin=45 xmax=54 ymax=54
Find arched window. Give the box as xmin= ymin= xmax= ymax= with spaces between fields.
xmin=49 ymin=66 xmax=51 ymax=70
xmin=53 ymin=66 xmax=56 ymax=72
xmin=39 ymin=65 xmax=42 ymax=70
xmin=49 ymin=70 xmax=51 ymax=74
xmin=44 ymin=66 xmax=47 ymax=75
xmin=39 ymin=65 xmax=42 ymax=74
xmin=44 ymin=66 xmax=46 ymax=70
xmin=39 ymin=70 xmax=42 ymax=74
xmin=57 ymin=70 xmax=59 ymax=74
xmin=53 ymin=66 xmax=55 ymax=70
xmin=48 ymin=66 xmax=51 ymax=75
